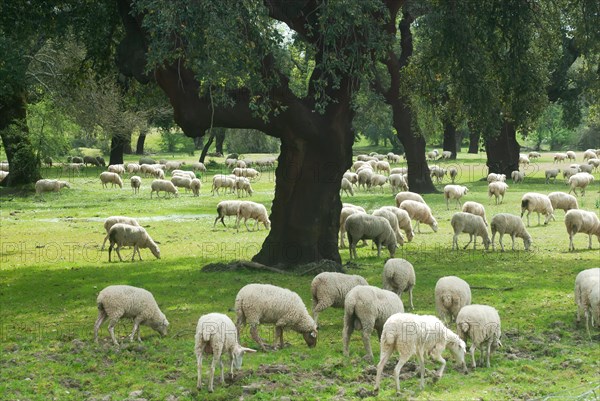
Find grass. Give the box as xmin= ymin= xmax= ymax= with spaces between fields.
xmin=1 ymin=149 xmax=600 ymax=400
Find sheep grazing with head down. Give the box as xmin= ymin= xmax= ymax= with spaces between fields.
xmin=343 ymin=172 xmax=358 ymax=187
xmin=372 ymin=208 xmax=405 ymax=246
xmin=490 ymin=213 xmax=532 ymax=252
xmin=487 ymin=173 xmax=506 ymax=183
xmin=339 ymin=206 xmax=366 ymax=248
xmin=35 ymin=179 xmax=71 ymax=195
xmin=448 ymin=167 xmax=458 ymax=183
xmin=211 ymin=175 xmax=235 ymax=195
xmin=399 ymin=200 xmax=438 ymax=233
xmin=444 ymin=185 xmax=469 ymax=210
xmin=150 ymin=179 xmax=179 ymax=198
xmin=488 ymin=181 xmax=509 ymax=205
xmin=456 ymin=304 xmax=502 ymax=369
xmin=574 ymin=268 xmax=600 ymax=332
xmin=528 ymin=151 xmax=541 ymax=159
xmin=568 ymin=172 xmax=595 ymax=196
xmin=382 ymin=258 xmax=416 ymax=310
xmin=511 ymin=170 xmax=525 ymax=184
xmin=236 ymin=201 xmax=271 ymax=232
xmin=520 ymin=192 xmax=554 ymax=226
xmin=388 ymin=173 xmax=409 ymax=193
xmin=343 ymin=285 xmax=404 ymax=362
xmin=431 ymin=167 xmax=447 ymax=183
xmin=130 ymin=176 xmax=141 ymax=194
xmin=191 ymin=162 xmax=207 ymax=172
xmin=108 ymin=223 xmax=160 ymax=262
xmin=583 ymin=149 xmax=597 ymax=161
xmin=310 ymin=272 xmax=368 ymax=325
xmin=554 ymin=152 xmax=568 ymax=163
xmin=345 ymin=214 xmax=397 ymax=259
xmin=94 ymin=285 xmax=169 ymax=346
xmin=214 ymin=200 xmax=243 ymax=227
xmin=545 ymin=169 xmax=561 ymax=184
xmin=462 ymin=201 xmax=488 ymax=226
xmin=564 ymin=209 xmax=600 ymax=251
xmin=566 ymin=150 xmax=577 ymax=161
xmin=340 ymin=177 xmax=354 ymax=196
xmin=548 ymin=192 xmax=579 ymax=213
xmin=374 ymin=313 xmax=466 ymax=393
xmin=235 ymin=284 xmax=318 ymax=351
xmin=190 ymin=178 xmax=202 ymax=196
xmin=101 ymin=216 xmax=140 ymax=251
xmin=435 ymin=276 xmax=472 ymax=323
xmin=100 ymin=172 xmax=123 ymax=189
xmin=378 ymin=206 xmax=414 ymax=242
xmin=451 ymin=212 xmax=490 ymax=250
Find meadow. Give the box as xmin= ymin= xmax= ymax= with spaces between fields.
xmin=1 ymin=148 xmax=599 ymax=401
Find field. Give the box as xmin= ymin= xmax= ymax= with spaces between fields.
xmin=1 ymin=149 xmax=599 ymax=401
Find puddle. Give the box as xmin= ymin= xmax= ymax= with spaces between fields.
xmin=33 ymin=214 xmax=214 ymax=223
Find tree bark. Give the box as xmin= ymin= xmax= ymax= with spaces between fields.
xmin=485 ymin=120 xmax=520 ymax=176
xmin=199 ymin=132 xmax=215 ymax=164
xmin=215 ymin=129 xmax=225 ymax=155
xmin=442 ymin=119 xmax=457 ymax=159
xmin=135 ymin=132 xmax=146 ymax=154
xmin=468 ymin=130 xmax=480 ymax=154
xmin=193 ymin=136 xmax=203 ymax=150
xmin=109 ymin=134 xmax=129 ymax=165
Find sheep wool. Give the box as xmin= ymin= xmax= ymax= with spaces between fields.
xmin=236 ymin=201 xmax=271 ymax=232
xmin=490 ymin=213 xmax=532 ymax=251
xmin=462 ymin=201 xmax=488 ymax=226
xmin=574 ymin=268 xmax=600 ymax=332
xmin=382 ymin=258 xmax=416 ymax=309
xmin=564 ymin=209 xmax=600 ymax=251
xmin=345 ymin=214 xmax=397 ymax=259
xmin=435 ymin=276 xmax=472 ymax=323
xmin=101 ymin=216 xmax=140 ymax=251
xmin=150 ymin=179 xmax=179 ymax=198
xmin=520 ymin=192 xmax=554 ymax=226
xmin=451 ymin=212 xmax=490 ymax=250
xmin=35 ymin=179 xmax=70 ymax=195
xmin=399 ymin=199 xmax=438 ymax=233
xmin=311 ymin=272 xmax=368 ymax=325
xmin=108 ymin=223 xmax=160 ymax=262
xmin=456 ymin=305 xmax=502 ymax=368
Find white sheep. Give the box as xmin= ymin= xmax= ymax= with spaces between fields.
xmin=568 ymin=172 xmax=595 ymax=196
xmin=528 ymin=151 xmax=541 ymax=159
xmin=343 ymin=171 xmax=359 ymax=186
xmin=150 ymin=179 xmax=179 ymax=198
xmin=107 ymin=164 xmax=125 ymax=175
xmin=376 ymin=160 xmax=391 ymax=175
xmin=195 ymin=313 xmax=255 ymax=392
xmin=548 ymin=192 xmax=579 ymax=213
xmin=456 ymin=305 xmax=502 ymax=368
xmin=94 ymin=285 xmax=169 ymax=346
xmin=382 ymin=258 xmax=415 ymax=309
xmin=101 ymin=216 xmax=140 ymax=251
xmin=574 ymin=268 xmax=600 ymax=330
xmin=451 ymin=212 xmax=490 ymax=250
xmin=390 ymin=167 xmax=408 ymax=175
xmin=170 ymin=175 xmax=192 ymax=193
xmin=518 ymin=154 xmax=530 ymax=166
xmin=562 ymin=167 xmax=579 ymax=182
xmin=554 ymin=152 xmax=567 ymax=163
xmin=171 ymin=169 xmax=196 ymax=180
xmin=511 ymin=170 xmax=524 ymax=184
xmin=564 ymin=209 xmax=600 ymax=251
xmin=431 ymin=167 xmax=447 ymax=183
xmin=449 ymin=167 xmax=458 ymax=183
xmin=0 ymin=170 xmax=8 ymax=182
xmin=378 ymin=206 xmax=414 ymax=242
xmin=35 ymin=179 xmax=70 ymax=195
xmin=345 ymin=214 xmax=397 ymax=259
xmin=342 ymin=285 xmax=404 ymax=362
xmin=444 ymin=185 xmax=469 ymax=210
xmin=165 ymin=161 xmax=185 ymax=171
xmin=490 ymin=213 xmax=532 ymax=251
xmin=352 ymin=160 xmax=367 ymax=171
xmin=578 ymin=164 xmax=593 ymax=174
xmin=462 ymin=201 xmax=488 ymax=226
xmin=127 ymin=163 xmax=141 ymax=174
xmin=435 ymin=276 xmax=472 ymax=323
xmin=100 ymin=172 xmax=123 ymax=189
xmin=388 ymin=173 xmax=408 ymax=193
xmin=357 ymin=168 xmax=374 ymax=191
xmin=545 ymin=169 xmax=561 ymax=184
xmin=191 ymin=162 xmax=207 ymax=172
xmin=214 ymin=201 xmax=243 ymax=227
xmin=211 ymin=175 xmax=235 ymax=195
xmin=190 ymin=178 xmax=202 ymax=196
xmin=342 ymin=203 xmax=366 ymax=213
xmin=566 ymin=151 xmax=576 ymax=161
xmin=0 ymin=162 xmax=9 ymax=171
xmin=130 ymin=176 xmax=141 ymax=194
xmin=235 ymin=284 xmax=318 ymax=351
xmin=373 ymin=208 xmax=405 ymax=246
xmin=339 ymin=206 xmax=366 ymax=248
xmin=341 ymin=177 xmax=354 ymax=196
xmin=399 ymin=199 xmax=438 ymax=233
xmin=236 ymin=201 xmax=271 ymax=232
xmin=108 ymin=223 xmax=160 ymax=262
xmin=148 ymin=165 xmax=165 ymax=179
xmin=583 ymin=150 xmax=597 ymax=161
xmin=235 ymin=160 xmax=246 ymax=168
xmin=487 ymin=173 xmax=506 ymax=183
xmin=395 ymin=191 xmax=425 ymax=207
xmin=374 ymin=313 xmax=466 ymax=392
xmin=311 ymin=272 xmax=368 ymax=325
xmin=520 ymin=192 xmax=554 ymax=226
xmin=441 ymin=150 xmax=452 ymax=159
xmin=426 ymin=150 xmax=439 ymax=160
xmin=487 ymin=181 xmax=509 ymax=205
xmin=587 ymin=158 xmax=600 ymax=170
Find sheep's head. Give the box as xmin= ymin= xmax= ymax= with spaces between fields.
xmin=482 ymin=236 xmax=491 ymax=250
xmin=303 ymin=328 xmax=318 ymax=348
xmin=431 ymin=219 xmax=439 ymax=233
xmin=149 ymin=242 xmax=161 ymax=259
xmin=448 ymin=336 xmax=467 ymax=373
xmin=442 ymin=294 xmax=453 ymax=308
xmin=152 ymin=316 xmax=169 ymax=337
xmin=523 ymin=235 xmax=532 ymax=251
xmin=60 ymin=181 xmax=71 ymax=189
xmin=232 ymin=345 xmax=256 ymax=369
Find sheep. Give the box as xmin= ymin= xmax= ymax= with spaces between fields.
xmin=583 ymin=150 xmax=597 ymax=161
xmin=370 ymin=174 xmax=388 ymax=192
xmin=426 ymin=150 xmax=439 ymax=160
xmin=126 ymin=163 xmax=141 ymax=174
xmin=487 ymin=173 xmax=506 ymax=183
xmin=235 ymin=160 xmax=247 ymax=168
xmin=462 ymin=201 xmax=488 ymax=226
xmin=100 ymin=172 xmax=123 ymax=189
xmin=0 ymin=171 xmax=7 ymax=182
xmin=343 ymin=203 xmax=366 ymax=213
xmin=108 ymin=223 xmax=160 ymax=262
xmin=62 ymin=163 xmax=84 ymax=175
xmin=373 ymin=208 xmax=405 ymax=246
xmin=165 ymin=161 xmax=185 ymax=171
xmin=575 ymin=269 xmax=600 ymax=332
xmin=520 ymin=192 xmax=554 ymax=226
xmin=569 ymin=163 xmax=581 ymax=172
xmin=101 ymin=216 xmax=140 ymax=251
xmin=235 ymin=284 xmax=318 ymax=351
xmin=342 ymin=285 xmax=404 ymax=362
xmin=191 ymin=162 xmax=207 ymax=172
xmin=528 ymin=151 xmax=541 ymax=159
xmin=225 ymin=158 xmax=237 ymax=168
xmin=212 ymin=201 xmax=243 ymax=228
xmin=444 ymin=185 xmax=469 ymax=210
xmin=343 ymin=171 xmax=358 ymax=186
xmin=488 ymin=181 xmax=509 ymax=205
xmin=562 ymin=167 xmax=579 ymax=182
xmin=211 ymin=175 xmax=235 ymax=195
xmin=190 ymin=178 xmax=201 ymax=196
xmin=339 ymin=206 xmax=366 ymax=248
xmin=150 ymin=179 xmax=179 ymax=198
xmin=107 ymin=164 xmax=125 ymax=175
xmin=171 ymin=169 xmax=196 ymax=180
xmin=311 ymin=272 xmax=368 ymax=325
xmin=456 ymin=305 xmax=502 ymax=369
xmin=435 ymin=276 xmax=472 ymax=323
xmin=451 ymin=212 xmax=490 ymax=250
xmin=171 ymin=175 xmax=193 ymax=192
xmin=376 ymin=160 xmax=391 ymax=175
xmin=232 ymin=167 xmax=260 ymax=180
xmin=449 ymin=167 xmax=458 ymax=183
xmin=554 ymin=152 xmax=567 ymax=163
xmin=441 ymin=150 xmax=452 ymax=159
xmin=382 ymin=258 xmax=415 ymax=310
xmin=490 ymin=213 xmax=532 ymax=252
xmin=35 ymin=179 xmax=70 ymax=195
xmin=568 ymin=172 xmax=595 ymax=196
xmin=352 ymin=161 xmax=367 ymax=171
xmin=430 ymin=166 xmax=447 ymax=183
xmin=341 ymin=177 xmax=354 ymax=196
xmin=357 ymin=169 xmax=374 ymax=191
xmin=388 ymin=153 xmax=402 ymax=163
xmin=511 ymin=170 xmax=525 ymax=184
xmin=388 ymin=173 xmax=409 ymax=193
xmin=399 ymin=200 xmax=438 ymax=233
xmin=195 ymin=313 xmax=256 ymax=392
xmin=565 ymin=209 xmax=600 ymax=251
xmin=233 ymin=177 xmax=253 ymax=197
xmin=395 ymin=191 xmax=425 ymax=207
xmin=236 ymin=201 xmax=271 ymax=232
xmin=575 ymin=268 xmax=600 ymax=325
xmin=94 ymin=285 xmax=169 ymax=346
xmin=518 ymin=154 xmax=530 ymax=166
xmin=130 ymin=176 xmax=141 ymax=194
xmin=378 ymin=206 xmax=414 ymax=242
xmin=545 ymin=169 xmax=561 ymax=184
xmin=390 ymin=167 xmax=407 ymax=175
xmin=566 ymin=151 xmax=577 ymax=161
xmin=578 ymin=164 xmax=593 ymax=174
xmin=345 ymin=214 xmax=397 ymax=259
xmin=587 ymin=158 xmax=600 ymax=170
xmin=548 ymin=192 xmax=579 ymax=213
xmin=374 ymin=313 xmax=466 ymax=393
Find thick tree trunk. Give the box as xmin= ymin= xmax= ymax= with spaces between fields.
xmin=442 ymin=119 xmax=457 ymax=159
xmin=485 ymin=120 xmax=520 ymax=176
xmin=109 ymin=134 xmax=129 ymax=165
xmin=0 ymin=91 xmax=41 ymax=186
xmin=215 ymin=129 xmax=225 ymax=155
xmin=193 ymin=136 xmax=203 ymax=150
xmin=468 ymin=131 xmax=480 ymax=154
xmin=136 ymin=132 xmax=146 ymax=155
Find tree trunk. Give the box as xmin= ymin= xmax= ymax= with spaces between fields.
xmin=0 ymin=91 xmax=41 ymax=186
xmin=455 ymin=129 xmax=463 ymax=153
xmin=215 ymin=129 xmax=225 ymax=155
xmin=485 ymin=120 xmax=520 ymax=176
xmin=442 ymin=119 xmax=457 ymax=159
xmin=199 ymin=133 xmax=215 ymax=164
xmin=109 ymin=134 xmax=129 ymax=165
xmin=136 ymin=132 xmax=146 ymax=154
xmin=194 ymin=136 xmax=203 ymax=150
xmin=468 ymin=130 xmax=480 ymax=154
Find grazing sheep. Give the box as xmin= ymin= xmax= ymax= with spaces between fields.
xmin=528 ymin=151 xmax=541 ymax=159
xmin=564 ymin=209 xmax=600 ymax=251
xmin=587 ymin=158 xmax=600 ymax=170
xmin=388 ymin=153 xmax=402 ymax=163
xmin=341 ymin=177 xmax=354 ymax=196
xmin=382 ymin=258 xmax=415 ymax=309
xmin=395 ymin=191 xmax=425 ymax=207
xmin=545 ymin=169 xmax=561 ymax=184
xmin=357 ymin=169 xmax=374 ymax=191
xmin=343 ymin=203 xmax=366 ymax=213
xmin=343 ymin=171 xmax=359 ymax=186
xmin=399 ymin=200 xmax=438 ymax=233
xmin=311 ymin=272 xmax=368 ymax=325
xmin=378 ymin=206 xmax=414 ymax=242
xmin=441 ymin=150 xmax=452 ymax=159
xmin=101 ymin=216 xmax=140 ymax=251
xmin=211 ymin=175 xmax=236 ymax=195
xmin=214 ymin=200 xmax=243 ymax=227
xmin=490 ymin=213 xmax=532 ymax=251
xmin=107 ymin=164 xmax=125 ymax=175
xmin=195 ymin=313 xmax=255 ymax=392
xmin=518 ymin=154 xmax=530 ymax=166
xmin=171 ymin=175 xmax=193 ymax=193
xmin=352 ymin=161 xmax=367 ymax=171
xmin=94 ymin=285 xmax=169 ymax=346
xmin=83 ymin=155 xmax=102 ymax=166
xmin=130 ymin=176 xmax=141 ymax=194
xmin=451 ymin=212 xmax=490 ymax=250
xmin=462 ymin=201 xmax=488 ymax=226
xmin=431 ymin=166 xmax=447 ymax=183
xmin=511 ymin=170 xmax=525 ymax=184
xmin=444 ymin=185 xmax=469 ymax=210
xmin=191 ymin=162 xmax=207 ymax=172
xmin=520 ymin=192 xmax=555 ymax=226
xmin=126 ymin=163 xmax=141 ymax=174
xmin=35 ymin=179 xmax=70 ymax=195
xmin=373 ymin=208 xmax=405 ymax=246
xmin=374 ymin=313 xmax=466 ymax=392
xmin=487 ymin=173 xmax=506 ymax=183
xmin=108 ymin=223 xmax=160 ymax=262
xmin=190 ymin=178 xmax=202 ymax=196
xmin=435 ymin=276 xmax=472 ymax=323
xmin=165 ymin=161 xmax=185 ymax=171
xmin=426 ymin=150 xmax=439 ymax=160
xmin=171 ymin=169 xmax=196 ymax=180
xmin=566 ymin=151 xmax=576 ymax=161
xmin=388 ymin=173 xmax=409 ymax=193
xmin=578 ymin=164 xmax=593 ymax=174
xmin=345 ymin=214 xmax=397 ymax=259
xmin=575 ymin=268 xmax=600 ymax=331
xmin=376 ymin=160 xmax=391 ymax=175
xmin=236 ymin=201 xmax=271 ymax=232
xmin=233 ymin=177 xmax=253 ymax=197
xmin=235 ymin=160 xmax=247 ymax=168
xmin=568 ymin=172 xmax=595 ymax=196
xmin=0 ymin=162 xmax=10 ymax=171
xmin=343 ymin=285 xmax=404 ymax=362
xmin=390 ymin=167 xmax=408 ymax=175
xmin=150 ymin=179 xmax=179 ymax=198
xmin=100 ymin=172 xmax=123 ymax=189
xmin=583 ymin=150 xmax=597 ymax=161
xmin=554 ymin=152 xmax=568 ymax=163
xmin=149 ymin=166 xmax=166 ymax=179
xmin=339 ymin=206 xmax=366 ymax=248
xmin=235 ymin=284 xmax=318 ymax=351
xmin=449 ymin=167 xmax=458 ymax=183
xmin=562 ymin=167 xmax=579 ymax=182
xmin=548 ymin=192 xmax=579 ymax=213
xmin=456 ymin=305 xmax=502 ymax=369
xmin=487 ymin=181 xmax=509 ymax=205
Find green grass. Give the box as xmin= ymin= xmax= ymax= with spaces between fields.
xmin=1 ymin=150 xmax=599 ymax=400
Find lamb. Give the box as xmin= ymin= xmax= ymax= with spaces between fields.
xmin=487 ymin=181 xmax=509 ymax=205
xmin=451 ymin=212 xmax=490 ymax=250
xmin=150 ymin=179 xmax=179 ymax=198
xmin=395 ymin=191 xmax=425 ymax=207
xmin=101 ymin=216 xmax=140 ymax=250
xmin=462 ymin=201 xmax=488 ymax=226
xmin=100 ymin=172 xmax=123 ymax=189
xmin=341 ymin=177 xmax=354 ymax=196
xmin=108 ymin=223 xmax=160 ymax=262
xmin=107 ymin=164 xmax=125 ymax=175
xmin=339 ymin=206 xmax=366 ymax=248
xmin=171 ymin=175 xmax=193 ymax=192
xmin=130 ymin=176 xmax=141 ymax=194
xmin=342 ymin=285 xmax=404 ymax=362
xmin=444 ymin=185 xmax=469 ymax=210
xmin=545 ymin=169 xmax=561 ymax=184
xmin=195 ymin=313 xmax=256 ymax=392
xmin=566 ymin=150 xmax=577 ymax=161
xmin=345 ymin=214 xmax=397 ymax=259
xmin=388 ymin=173 xmax=408 ymax=193
xmin=211 ymin=175 xmax=235 ymax=195
xmin=236 ymin=201 xmax=271 ymax=232
xmin=35 ymin=179 xmax=70 ymax=195
xmin=487 ymin=173 xmax=506 ymax=183
xmin=554 ymin=152 xmax=568 ymax=163
xmin=548 ymin=192 xmax=579 ymax=213
xmin=574 ymin=268 xmax=600 ymax=331
xmin=374 ymin=313 xmax=466 ymax=392
xmin=190 ymin=178 xmax=202 ymax=196
xmin=568 ymin=172 xmax=595 ymax=196
xmin=94 ymin=285 xmax=169 ymax=346
xmin=399 ymin=199 xmax=438 ymax=233
xmin=490 ymin=213 xmax=532 ymax=251
xmin=456 ymin=305 xmax=502 ymax=368
xmin=378 ymin=206 xmax=414 ymax=242
xmin=449 ymin=167 xmax=458 ymax=183
xmin=311 ymin=272 xmax=368 ymax=325
xmin=382 ymin=258 xmax=415 ymax=310
xmin=511 ymin=170 xmax=525 ymax=184
xmin=435 ymin=276 xmax=472 ymax=323
xmin=191 ymin=162 xmax=207 ymax=172
xmin=372 ymin=208 xmax=405 ymax=246
xmin=583 ymin=149 xmax=597 ymax=161
xmin=564 ymin=209 xmax=600 ymax=251
xmin=235 ymin=284 xmax=318 ymax=351
xmin=520 ymin=192 xmax=555 ymax=226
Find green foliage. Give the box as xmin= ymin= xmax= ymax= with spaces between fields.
xmin=352 ymin=89 xmax=401 ymax=151
xmin=27 ymin=98 xmax=77 ymax=160
xmin=159 ymin=128 xmax=196 ymax=155
xmin=527 ymin=104 xmax=573 ymax=150
xmin=224 ymin=129 xmax=280 ymax=154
